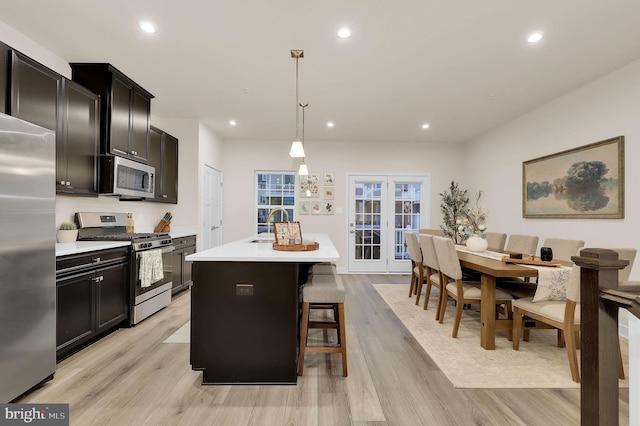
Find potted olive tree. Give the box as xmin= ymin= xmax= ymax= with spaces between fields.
xmin=439 ymin=181 xmax=469 ymax=244
xmin=57 ymin=221 xmax=78 ymax=243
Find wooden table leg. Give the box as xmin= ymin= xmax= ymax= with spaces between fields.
xmin=480 ymin=274 xmax=497 ymax=350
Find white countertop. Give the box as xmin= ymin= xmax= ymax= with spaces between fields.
xmin=55 ymin=226 xmax=197 ymax=257
xmin=56 ymin=241 xmax=131 ymax=257
xmin=186 ymin=233 xmax=339 ymax=263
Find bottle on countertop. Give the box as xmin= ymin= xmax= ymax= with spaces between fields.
xmin=126 ymin=213 xmax=135 ymax=234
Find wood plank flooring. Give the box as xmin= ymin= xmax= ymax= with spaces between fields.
xmin=18 ymin=274 xmax=629 ymax=425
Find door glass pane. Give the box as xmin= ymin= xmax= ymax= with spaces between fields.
xmin=354 ymin=182 xmax=382 ymax=260
xmin=394 ymin=183 xmax=421 ymax=260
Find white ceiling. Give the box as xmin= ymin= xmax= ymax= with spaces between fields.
xmin=2 ymin=0 xmax=640 ymax=144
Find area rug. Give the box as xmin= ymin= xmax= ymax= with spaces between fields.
xmin=373 ymin=284 xmax=630 ymax=389
xmin=162 ymin=321 xmax=190 ymax=343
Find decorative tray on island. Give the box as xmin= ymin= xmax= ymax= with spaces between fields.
xmin=272 ymin=242 xmax=320 ymax=252
xmin=501 ymin=255 xmax=562 ymax=267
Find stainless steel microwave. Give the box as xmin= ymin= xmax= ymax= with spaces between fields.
xmin=99 ymin=156 xmax=155 ymax=198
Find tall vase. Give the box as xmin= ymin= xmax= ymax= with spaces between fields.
xmin=466 ymin=236 xmax=488 ymax=252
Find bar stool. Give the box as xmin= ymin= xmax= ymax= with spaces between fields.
xmin=298 ymin=270 xmax=347 ymax=377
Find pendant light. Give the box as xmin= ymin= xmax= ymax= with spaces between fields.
xmin=289 ymin=50 xmax=306 ymax=158
xmin=298 ymin=102 xmax=309 ymax=176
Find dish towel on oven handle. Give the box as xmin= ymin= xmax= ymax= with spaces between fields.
xmin=140 ymin=249 xmax=164 ymax=288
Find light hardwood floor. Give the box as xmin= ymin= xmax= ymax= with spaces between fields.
xmin=19 ymin=274 xmax=629 ymax=425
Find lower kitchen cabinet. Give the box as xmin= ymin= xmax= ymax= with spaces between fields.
xmin=56 ymin=247 xmax=129 ymax=360
xmin=172 ymin=235 xmax=196 ymax=294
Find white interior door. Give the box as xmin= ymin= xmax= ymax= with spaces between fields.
xmin=348 ymin=174 xmax=430 ymax=273
xmin=202 ymin=165 xmax=222 ymax=249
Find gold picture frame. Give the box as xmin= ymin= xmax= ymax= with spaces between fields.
xmin=273 ymin=222 xmax=303 ymax=245
xmin=522 ymin=136 xmax=624 ymax=218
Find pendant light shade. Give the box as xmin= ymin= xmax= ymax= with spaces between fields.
xmin=289 ymin=140 xmax=305 ymax=157
xmin=289 ymin=50 xmax=306 ymax=158
xmin=298 ymin=162 xmax=309 ymax=176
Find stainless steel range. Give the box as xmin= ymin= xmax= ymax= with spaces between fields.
xmin=75 ymin=212 xmax=174 ymax=325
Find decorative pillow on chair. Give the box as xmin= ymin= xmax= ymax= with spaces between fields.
xmin=532 ymin=266 xmax=573 ymax=302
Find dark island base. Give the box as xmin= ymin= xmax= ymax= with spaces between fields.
xmin=191 ymin=261 xmax=314 ymax=384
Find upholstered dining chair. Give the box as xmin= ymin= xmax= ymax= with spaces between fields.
xmin=418 ymin=228 xmax=445 ymax=237
xmin=505 ymin=234 xmax=539 ymax=256
xmin=541 ymin=238 xmax=585 ymax=262
xmin=484 ymin=232 xmax=507 ymax=251
xmin=419 ymin=234 xmax=446 ymax=319
xmin=513 ymin=254 xmax=629 ymax=383
xmin=405 ymin=232 xmax=425 ymax=301
xmin=432 ymin=236 xmax=513 ymax=338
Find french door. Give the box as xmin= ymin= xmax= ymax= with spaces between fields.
xmin=348 ymin=174 xmax=430 ymax=273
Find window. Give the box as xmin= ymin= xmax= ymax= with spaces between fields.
xmin=256 ymin=172 xmax=296 ymax=234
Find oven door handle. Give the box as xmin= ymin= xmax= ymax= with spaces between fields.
xmin=136 ymin=245 xmax=174 ymax=259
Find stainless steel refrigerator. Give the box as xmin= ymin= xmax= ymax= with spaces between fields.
xmin=0 ymin=112 xmax=56 ymax=402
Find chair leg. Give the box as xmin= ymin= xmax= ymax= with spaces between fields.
xmin=423 ymin=281 xmax=432 ymax=309
xmin=337 ymin=303 xmax=348 ymax=377
xmin=298 ymin=302 xmax=310 ymax=376
xmin=505 ymin=301 xmax=513 ymax=341
xmin=513 ymin=307 xmax=523 ymax=350
xmin=415 ymin=277 xmax=423 ymax=306
xmin=438 ymin=288 xmax=449 ymax=324
xmin=430 ymin=284 xmax=443 ymax=322
xmin=408 ymin=262 xmax=416 ymax=297
xmin=451 ymin=298 xmax=464 ymax=338
xmin=564 ymin=326 xmax=580 ymax=383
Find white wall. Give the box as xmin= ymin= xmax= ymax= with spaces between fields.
xmin=222 ymin=139 xmax=463 ymax=270
xmin=465 ymin=58 xmax=640 ymax=281
xmin=465 ymin=58 xmax=640 ymax=336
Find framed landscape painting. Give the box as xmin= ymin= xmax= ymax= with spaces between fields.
xmin=522 ymin=136 xmax=624 ymax=218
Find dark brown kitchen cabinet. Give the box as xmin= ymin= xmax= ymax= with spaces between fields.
xmin=0 ymin=42 xmax=9 ymax=114
xmin=56 ymin=79 xmax=99 ymax=196
xmin=8 ymin=49 xmax=99 ymax=196
xmin=56 ymin=247 xmax=129 ymax=360
xmin=171 ymin=235 xmax=196 ymax=294
xmin=9 ymin=50 xmax=61 ymax=132
xmin=149 ymin=126 xmax=179 ymax=204
xmin=70 ymin=63 xmax=154 ymax=163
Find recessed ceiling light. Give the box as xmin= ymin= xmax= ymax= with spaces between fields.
xmin=337 ymin=27 xmax=351 ymax=39
xmin=229 ymin=120 xmax=237 ymax=126
xmin=139 ymin=21 xmax=156 ymax=34
xmin=422 ymin=123 xmax=430 ymax=130
xmin=527 ymin=32 xmax=543 ymax=43
xmin=327 ymin=122 xmax=334 ymax=128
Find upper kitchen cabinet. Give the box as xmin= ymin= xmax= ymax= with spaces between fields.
xmin=57 ymin=79 xmax=100 ymax=196
xmin=0 ymin=42 xmax=9 ymax=114
xmin=148 ymin=126 xmax=178 ymax=204
xmin=9 ymin=50 xmax=99 ymax=196
xmin=70 ymin=63 xmax=154 ymax=163
xmin=9 ymin=50 xmax=61 ymax=132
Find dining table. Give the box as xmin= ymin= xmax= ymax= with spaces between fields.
xmin=455 ymin=248 xmax=546 ymax=350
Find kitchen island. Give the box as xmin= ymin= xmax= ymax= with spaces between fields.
xmin=186 ymin=233 xmax=339 ymax=384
